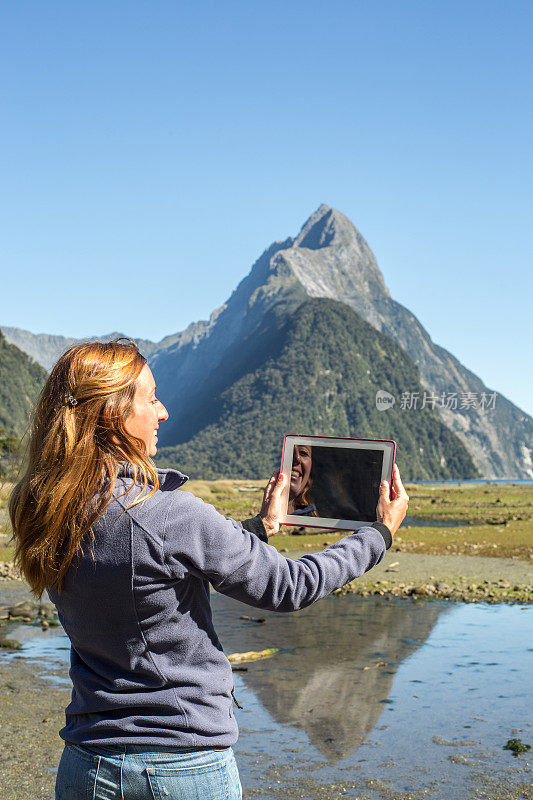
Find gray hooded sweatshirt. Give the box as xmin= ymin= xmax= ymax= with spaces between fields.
xmin=47 ymin=463 xmax=391 ymax=748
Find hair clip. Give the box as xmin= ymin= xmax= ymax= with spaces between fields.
xmin=66 ymin=395 xmax=78 ymax=408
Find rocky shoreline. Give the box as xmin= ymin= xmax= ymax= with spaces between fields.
xmin=0 ymin=561 xmax=21 ymax=581
xmin=333 ymin=575 xmax=532 ymax=603
xmin=2 ymin=548 xmax=533 ymax=605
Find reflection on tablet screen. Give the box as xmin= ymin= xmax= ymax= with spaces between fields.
xmin=290 ymin=445 xmax=384 ymax=523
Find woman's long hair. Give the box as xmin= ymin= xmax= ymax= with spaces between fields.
xmin=9 ymin=339 xmax=159 ymax=597
xmin=293 ymin=478 xmax=318 ymax=516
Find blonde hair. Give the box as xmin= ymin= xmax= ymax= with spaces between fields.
xmin=9 ymin=339 xmax=159 ymax=597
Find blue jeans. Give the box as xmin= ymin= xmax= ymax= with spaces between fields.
xmin=55 ymin=742 xmax=242 ymax=800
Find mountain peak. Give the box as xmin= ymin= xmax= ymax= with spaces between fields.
xmin=279 ymin=204 xmax=390 ymax=303
xmin=294 ymin=204 xmax=361 ymax=250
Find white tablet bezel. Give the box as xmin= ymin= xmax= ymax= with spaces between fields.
xmin=279 ymin=434 xmax=396 ymax=531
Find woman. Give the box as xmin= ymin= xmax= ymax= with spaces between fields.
xmin=288 ymin=443 xmax=318 ymax=516
xmin=9 ymin=340 xmax=409 ymax=800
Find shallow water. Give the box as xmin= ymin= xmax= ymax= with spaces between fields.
xmin=402 ymin=515 xmax=461 ymax=527
xmin=216 ymin=595 xmax=532 ymax=798
xmin=413 ymin=479 xmax=533 ymax=485
xmin=2 ymin=595 xmax=531 ymax=799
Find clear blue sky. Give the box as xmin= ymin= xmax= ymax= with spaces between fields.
xmin=1 ymin=1 xmax=532 ymax=414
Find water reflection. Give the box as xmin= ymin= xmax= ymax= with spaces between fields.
xmin=2 ymin=589 xmax=531 ymax=799
xmin=213 ymin=593 xmax=449 ymax=761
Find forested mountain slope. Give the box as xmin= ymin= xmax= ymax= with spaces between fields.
xmin=156 ymin=299 xmax=478 ymax=481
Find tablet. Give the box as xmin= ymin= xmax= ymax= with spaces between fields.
xmin=279 ymin=434 xmax=396 ymax=531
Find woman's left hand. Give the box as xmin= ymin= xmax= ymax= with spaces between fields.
xmin=259 ymin=471 xmax=286 ymax=537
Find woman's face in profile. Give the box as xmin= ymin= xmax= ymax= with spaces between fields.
xmin=125 ymin=365 xmax=169 ymax=457
xmin=290 ymin=445 xmax=312 ymax=499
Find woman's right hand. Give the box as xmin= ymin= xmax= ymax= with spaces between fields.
xmin=375 ymin=463 xmax=409 ymax=537
xmin=259 ymin=471 xmax=286 ymax=537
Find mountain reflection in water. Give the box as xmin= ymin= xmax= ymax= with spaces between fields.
xmin=212 ymin=592 xmax=449 ymax=762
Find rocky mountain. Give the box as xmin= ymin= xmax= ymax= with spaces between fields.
xmin=3 ymin=205 xmax=531 ymax=478
xmin=0 ymin=327 xmax=160 ymax=372
xmin=150 ymin=205 xmax=533 ymax=479
xmin=156 ymin=298 xmax=478 ymax=480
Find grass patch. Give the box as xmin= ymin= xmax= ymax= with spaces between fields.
xmin=183 ymin=479 xmax=266 ymax=521
xmin=0 ymin=479 xmax=530 ymax=565
xmin=0 ymin=545 xmax=15 ymax=561
xmin=185 ymin=480 xmax=533 ymax=561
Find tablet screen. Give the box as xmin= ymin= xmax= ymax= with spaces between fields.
xmin=280 ymin=435 xmax=395 ymax=530
xmin=309 ymin=445 xmax=384 ymax=522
